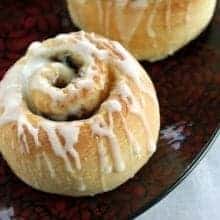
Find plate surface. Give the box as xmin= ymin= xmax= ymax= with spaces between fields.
xmin=0 ymin=1 xmax=219 ymax=219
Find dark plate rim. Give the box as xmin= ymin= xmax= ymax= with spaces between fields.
xmin=130 ymin=126 xmax=220 ymax=219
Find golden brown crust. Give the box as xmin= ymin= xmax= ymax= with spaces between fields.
xmin=0 ymin=32 xmax=160 ymax=196
xmin=67 ymin=0 xmax=217 ymax=61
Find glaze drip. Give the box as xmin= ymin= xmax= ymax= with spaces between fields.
xmin=91 ymin=115 xmax=125 ymax=172
xmin=115 ymin=0 xmax=147 ymax=45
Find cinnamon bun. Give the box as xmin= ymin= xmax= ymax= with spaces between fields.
xmin=67 ymin=0 xmax=217 ymax=61
xmin=0 ymin=31 xmax=160 ymax=196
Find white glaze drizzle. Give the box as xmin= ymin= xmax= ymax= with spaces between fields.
xmin=104 ymin=99 xmax=140 ymax=155
xmin=17 ymin=120 xmax=29 ymax=154
xmin=91 ymin=115 xmax=125 ymax=172
xmin=113 ymin=41 xmax=158 ymax=104
xmin=120 ymin=113 xmax=141 ymax=155
xmin=58 ymin=123 xmax=81 ymax=170
xmin=97 ymin=139 xmax=111 ymax=191
xmin=41 ymin=121 xmax=82 ymax=173
xmin=0 ymin=74 xmax=40 ymax=152
xmin=106 ymin=100 xmax=135 ymax=173
xmin=78 ymin=177 xmax=86 ymax=191
xmin=97 ymin=138 xmax=112 ymax=174
xmin=96 ymin=100 xmax=124 ymax=188
xmin=115 ymin=0 xmax=148 ymax=45
xmin=17 ymin=115 xmax=40 ymax=152
xmin=76 ymin=78 xmax=93 ymax=89
xmin=41 ymin=122 xmax=74 ymax=172
xmin=117 ymin=83 xmax=156 ymax=153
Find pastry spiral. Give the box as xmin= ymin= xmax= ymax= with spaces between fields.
xmin=67 ymin=0 xmax=217 ymax=61
xmin=0 ymin=31 xmax=160 ymax=196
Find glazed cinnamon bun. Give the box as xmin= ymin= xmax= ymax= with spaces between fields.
xmin=0 ymin=31 xmax=160 ymax=196
xmin=67 ymin=0 xmax=217 ymax=61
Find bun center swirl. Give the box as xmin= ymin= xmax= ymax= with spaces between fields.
xmin=24 ymin=35 xmax=111 ymax=121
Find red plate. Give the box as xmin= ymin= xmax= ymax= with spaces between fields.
xmin=0 ymin=0 xmax=219 ymax=219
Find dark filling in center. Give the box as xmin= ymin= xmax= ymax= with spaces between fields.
xmin=53 ymin=77 xmax=68 ymax=89
xmin=64 ymin=56 xmax=81 ymax=74
xmin=50 ymin=54 xmax=83 ymax=89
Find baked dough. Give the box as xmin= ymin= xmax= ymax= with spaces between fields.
xmin=67 ymin=0 xmax=217 ymax=61
xmin=0 ymin=31 xmax=160 ymax=196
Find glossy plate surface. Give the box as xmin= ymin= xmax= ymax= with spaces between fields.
xmin=0 ymin=1 xmax=219 ymax=219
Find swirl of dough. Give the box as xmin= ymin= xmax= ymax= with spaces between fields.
xmin=0 ymin=31 xmax=160 ymax=196
xmin=24 ymin=34 xmax=111 ymax=121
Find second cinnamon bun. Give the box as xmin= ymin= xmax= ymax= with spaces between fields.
xmin=67 ymin=0 xmax=217 ymax=61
